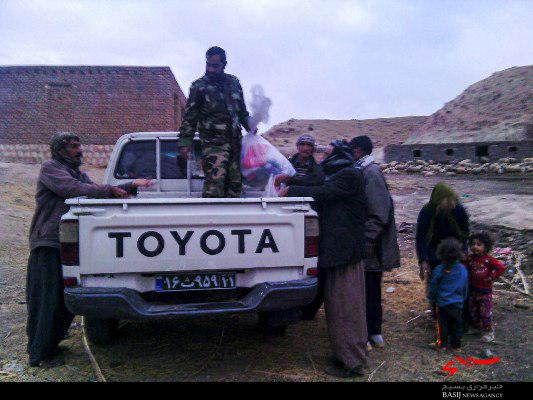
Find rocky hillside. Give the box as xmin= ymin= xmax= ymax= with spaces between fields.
xmin=263 ymin=65 xmax=532 ymax=155
xmin=263 ymin=116 xmax=427 ymax=158
xmin=406 ymin=65 xmax=533 ymax=144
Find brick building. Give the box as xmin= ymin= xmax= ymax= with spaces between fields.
xmin=384 ymin=121 xmax=533 ymax=163
xmin=0 ymin=66 xmax=187 ymax=166
xmin=385 ymin=139 xmax=533 ymax=163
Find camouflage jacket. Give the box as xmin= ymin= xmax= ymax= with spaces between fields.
xmin=178 ymin=73 xmax=250 ymax=148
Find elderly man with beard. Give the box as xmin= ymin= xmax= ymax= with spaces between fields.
xmin=26 ymin=132 xmax=151 ymax=368
xmin=279 ymin=140 xmax=368 ymax=378
xmin=275 ymin=134 xmax=325 ymax=188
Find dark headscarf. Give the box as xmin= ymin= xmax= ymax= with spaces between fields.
xmin=423 ymin=182 xmax=468 ymax=244
xmin=50 ymin=132 xmax=82 ymax=169
xmin=349 ymin=135 xmax=373 ymax=154
xmin=321 ymin=140 xmax=354 ymax=176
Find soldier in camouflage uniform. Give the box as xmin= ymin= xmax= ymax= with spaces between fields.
xmin=178 ymin=46 xmax=254 ymax=198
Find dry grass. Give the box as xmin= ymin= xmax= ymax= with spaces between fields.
xmin=0 ymin=161 xmax=531 ymax=382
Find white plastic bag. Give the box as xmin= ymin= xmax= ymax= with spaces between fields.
xmin=241 ymin=132 xmax=295 ymax=190
xmin=264 ymin=174 xmax=288 ymax=197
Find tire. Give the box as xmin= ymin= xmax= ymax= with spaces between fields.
xmin=300 ymin=297 xmax=324 ymax=321
xmin=300 ymin=277 xmax=324 ymax=321
xmin=258 ymin=322 xmax=287 ymax=335
xmin=257 ymin=309 xmax=301 ymax=335
xmin=84 ymin=317 xmax=119 ymax=345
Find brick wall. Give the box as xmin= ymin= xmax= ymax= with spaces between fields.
xmin=384 ymin=141 xmax=533 ymax=163
xmin=0 ymin=66 xmax=187 ymax=153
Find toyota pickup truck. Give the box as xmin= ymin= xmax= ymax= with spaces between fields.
xmin=60 ymin=132 xmax=319 ymax=344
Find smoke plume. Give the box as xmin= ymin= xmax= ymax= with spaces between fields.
xmin=247 ymin=85 xmax=272 ymax=134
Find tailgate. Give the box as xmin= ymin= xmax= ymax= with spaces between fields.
xmin=72 ymin=198 xmax=313 ymax=275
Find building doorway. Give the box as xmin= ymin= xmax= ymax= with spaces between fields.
xmin=475 ymin=145 xmax=489 ymax=160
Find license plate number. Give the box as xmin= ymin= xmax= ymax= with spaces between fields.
xmin=155 ymin=272 xmax=236 ymax=292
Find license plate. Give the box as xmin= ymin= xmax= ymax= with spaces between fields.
xmin=155 ymin=272 xmax=236 ymax=292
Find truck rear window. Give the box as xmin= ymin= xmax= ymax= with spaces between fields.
xmin=114 ymin=140 xmax=189 ymax=179
xmin=160 ymin=141 xmax=188 ymax=179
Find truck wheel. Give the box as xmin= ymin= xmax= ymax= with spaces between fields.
xmin=258 ymin=323 xmax=287 ymax=335
xmin=84 ymin=318 xmax=119 ymax=345
xmin=257 ymin=315 xmax=288 ymax=335
xmin=301 ymin=279 xmax=324 ymax=320
xmin=257 ymin=309 xmax=301 ymax=335
xmin=300 ymin=297 xmax=324 ymax=321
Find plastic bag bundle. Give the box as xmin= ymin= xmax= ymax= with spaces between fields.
xmin=264 ymin=174 xmax=283 ymax=197
xmin=241 ymin=132 xmax=295 ymax=192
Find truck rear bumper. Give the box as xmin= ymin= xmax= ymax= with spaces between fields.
xmin=64 ymin=277 xmax=317 ymax=320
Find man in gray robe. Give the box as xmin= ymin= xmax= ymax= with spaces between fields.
xmin=350 ymin=135 xmax=400 ymax=350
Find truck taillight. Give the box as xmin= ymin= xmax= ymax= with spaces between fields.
xmin=305 ymin=216 xmax=319 ymax=258
xmin=63 ymin=277 xmax=78 ymax=287
xmin=60 ymin=220 xmax=79 ymax=266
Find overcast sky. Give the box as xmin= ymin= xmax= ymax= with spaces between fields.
xmin=1 ymin=0 xmax=532 ymax=131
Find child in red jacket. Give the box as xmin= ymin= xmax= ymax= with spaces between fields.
xmin=466 ymin=232 xmax=506 ymax=342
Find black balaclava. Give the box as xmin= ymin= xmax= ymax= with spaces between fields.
xmin=50 ymin=132 xmax=82 ymax=170
xmin=349 ymin=135 xmax=373 ymax=155
xmin=321 ymin=140 xmax=354 ymax=176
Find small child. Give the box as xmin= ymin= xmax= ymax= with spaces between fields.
xmin=466 ymin=232 xmax=506 ymax=342
xmin=428 ymin=238 xmax=469 ymax=351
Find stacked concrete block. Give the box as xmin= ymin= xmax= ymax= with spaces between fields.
xmin=0 ymin=143 xmax=113 ymax=167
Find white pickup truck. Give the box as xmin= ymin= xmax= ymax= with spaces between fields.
xmin=59 ymin=132 xmax=319 ymax=343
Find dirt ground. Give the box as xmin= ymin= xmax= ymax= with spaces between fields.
xmin=0 ymin=161 xmax=531 ymax=382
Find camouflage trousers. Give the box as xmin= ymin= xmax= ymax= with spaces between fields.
xmin=201 ymin=140 xmax=242 ymax=198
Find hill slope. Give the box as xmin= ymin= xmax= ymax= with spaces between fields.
xmin=263 ymin=65 xmax=532 ymax=155
xmin=405 ymin=65 xmax=533 ymax=144
xmin=263 ymin=116 xmax=427 ymax=157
